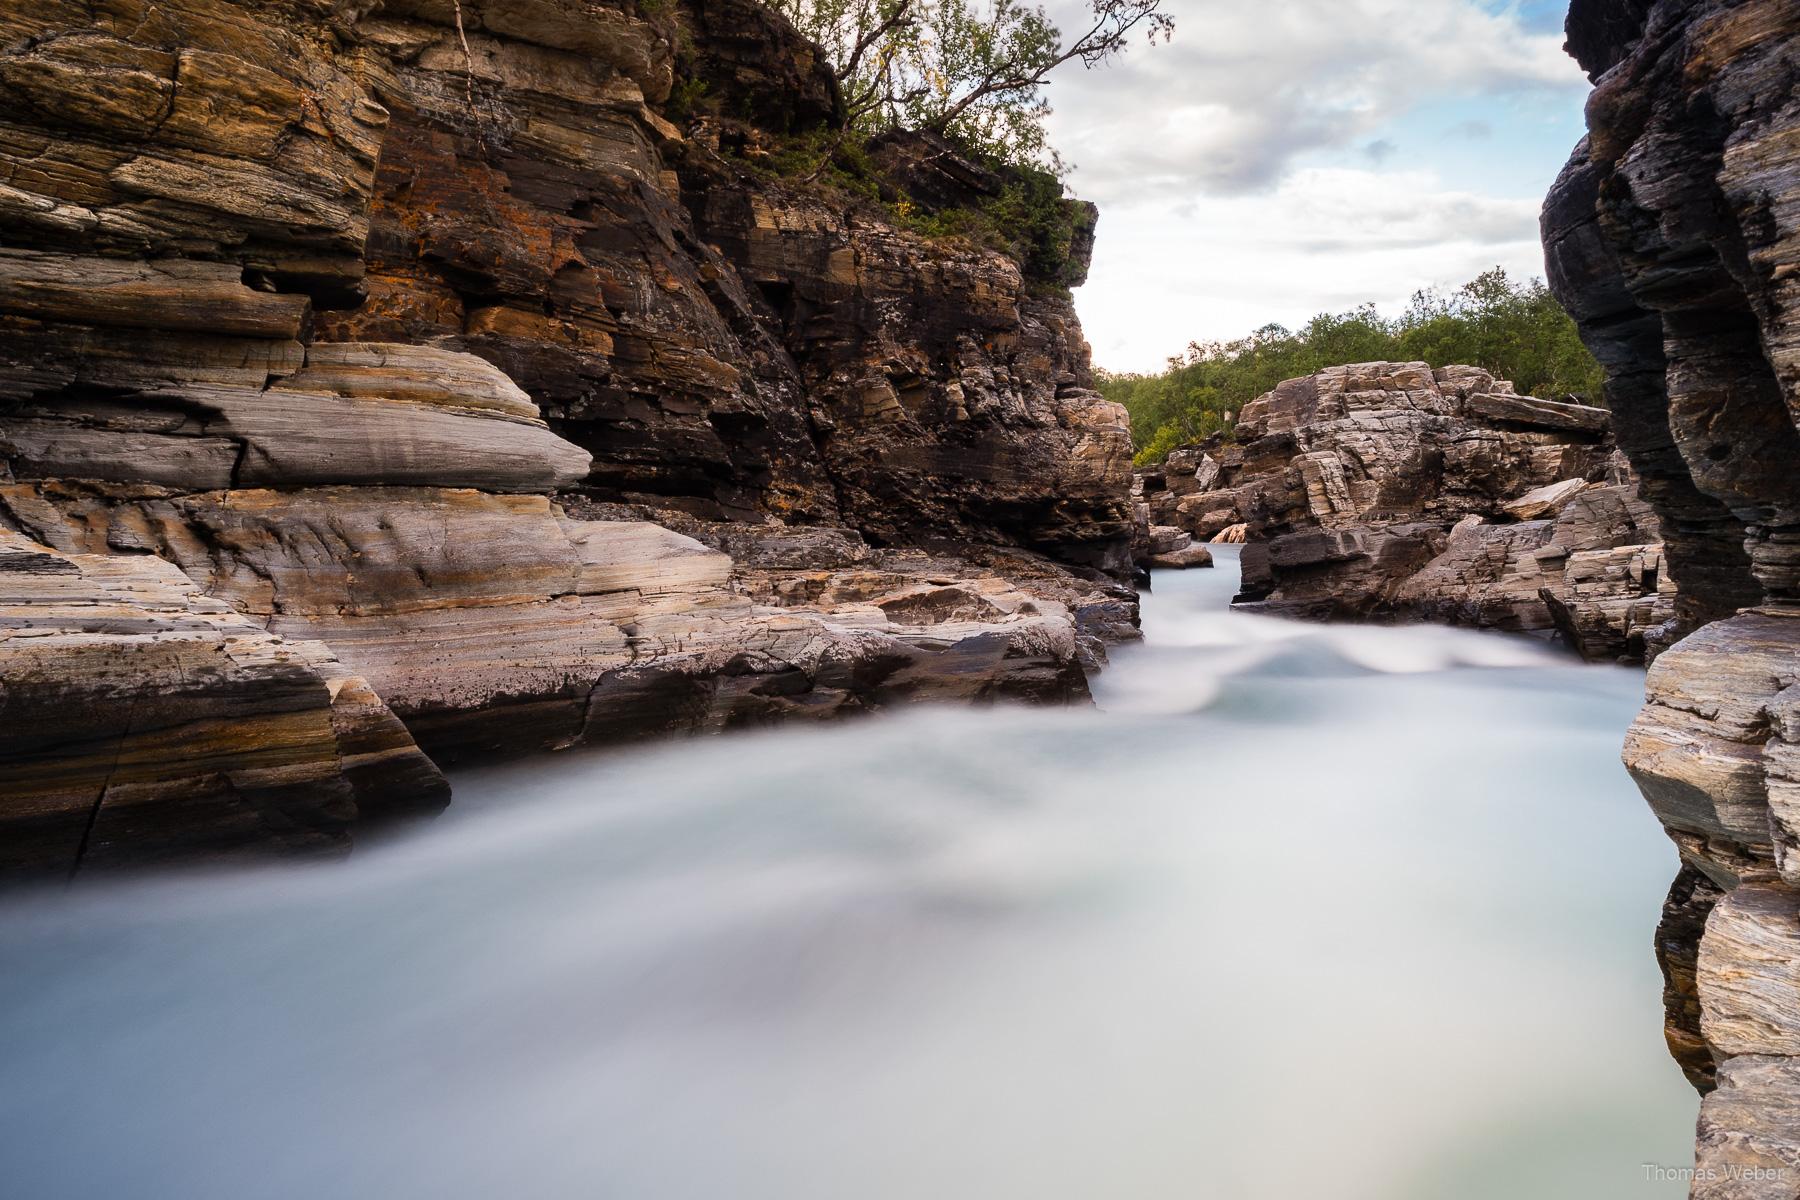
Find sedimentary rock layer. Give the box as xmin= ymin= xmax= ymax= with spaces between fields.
xmin=1545 ymin=0 xmax=1800 ymax=1189
xmin=0 ymin=531 xmax=449 ymax=879
xmin=0 ymin=0 xmax=1136 ymax=871
xmin=1136 ymin=361 xmax=1673 ymax=660
xmin=311 ymin=0 xmax=1134 ymax=566
xmin=0 ymin=0 xmax=1130 ymax=558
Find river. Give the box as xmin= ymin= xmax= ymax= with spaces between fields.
xmin=0 ymin=546 xmax=1698 ymax=1198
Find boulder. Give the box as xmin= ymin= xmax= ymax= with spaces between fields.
xmin=1145 ymin=525 xmax=1191 ymax=555
xmin=1501 ymin=478 xmax=1588 ymax=521
xmin=1146 ymin=543 xmax=1213 ymax=570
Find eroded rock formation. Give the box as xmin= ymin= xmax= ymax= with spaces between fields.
xmin=1543 ymin=0 xmax=1800 ymax=1188
xmin=1137 ymin=361 xmax=1674 ymax=661
xmin=0 ymin=530 xmax=449 ymax=880
xmin=0 ymin=0 xmax=1134 ymax=872
xmin=317 ymin=0 xmax=1133 ymax=567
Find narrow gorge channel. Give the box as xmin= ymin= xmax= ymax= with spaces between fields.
xmin=0 ymin=550 xmax=1701 ymax=1198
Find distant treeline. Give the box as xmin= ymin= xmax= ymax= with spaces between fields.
xmin=1100 ymin=269 xmax=1606 ymax=466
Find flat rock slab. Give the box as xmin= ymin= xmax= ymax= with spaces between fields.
xmin=1465 ymin=391 xmax=1610 ymax=434
xmin=1146 ymin=544 xmax=1213 ymax=569
xmin=1503 ymin=477 xmax=1589 ymax=520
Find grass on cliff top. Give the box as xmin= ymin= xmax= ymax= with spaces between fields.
xmin=1105 ymin=268 xmax=1610 ymax=467
xmin=713 ymin=123 xmax=1085 ymax=289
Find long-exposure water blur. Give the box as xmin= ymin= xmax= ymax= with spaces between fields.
xmin=0 ymin=548 xmax=1697 ymax=1198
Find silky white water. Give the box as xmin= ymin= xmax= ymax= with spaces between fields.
xmin=0 ymin=547 xmax=1697 ymax=1197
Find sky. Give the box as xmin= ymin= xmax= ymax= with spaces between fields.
xmin=1039 ymin=0 xmax=1593 ymax=372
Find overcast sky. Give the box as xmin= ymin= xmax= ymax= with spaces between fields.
xmin=1040 ymin=0 xmax=1590 ymax=372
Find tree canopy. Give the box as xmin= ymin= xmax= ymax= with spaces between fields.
xmin=1101 ymin=268 xmax=1608 ymax=467
xmin=766 ymin=0 xmax=1172 ymax=169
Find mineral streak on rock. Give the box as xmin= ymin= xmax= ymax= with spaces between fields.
xmin=1543 ymin=0 xmax=1800 ymax=1189
xmin=1135 ymin=361 xmax=1673 ymax=661
xmin=0 ymin=0 xmax=1136 ymax=872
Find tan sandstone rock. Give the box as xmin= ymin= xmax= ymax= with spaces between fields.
xmin=0 ymin=530 xmax=448 ymax=880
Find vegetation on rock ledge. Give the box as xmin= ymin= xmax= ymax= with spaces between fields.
xmin=766 ymin=0 xmax=1171 ymax=171
xmin=1104 ymin=269 xmax=1609 ymax=466
xmin=690 ymin=97 xmax=1094 ymax=287
xmin=664 ymin=0 xmax=1166 ymax=285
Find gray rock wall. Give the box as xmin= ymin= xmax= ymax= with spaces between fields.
xmin=1545 ymin=0 xmax=1800 ymax=1188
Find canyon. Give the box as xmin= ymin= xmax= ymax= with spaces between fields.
xmin=0 ymin=0 xmax=1797 ymax=1189
xmin=1126 ymin=0 xmax=1800 ymax=1181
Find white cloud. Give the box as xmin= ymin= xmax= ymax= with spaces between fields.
xmin=1074 ymin=167 xmax=1550 ymax=372
xmin=1030 ymin=0 xmax=1591 ymax=371
xmin=1043 ymin=0 xmax=1585 ymax=203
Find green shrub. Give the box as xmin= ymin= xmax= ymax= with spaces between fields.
xmin=734 ymin=125 xmax=1085 ymax=281
xmin=1103 ymin=269 xmax=1607 ymax=464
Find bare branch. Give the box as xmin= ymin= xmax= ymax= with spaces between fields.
xmin=838 ymin=0 xmax=916 ymax=83
xmin=922 ymin=0 xmax=1170 ymax=138
xmin=770 ymin=0 xmax=1171 ymax=170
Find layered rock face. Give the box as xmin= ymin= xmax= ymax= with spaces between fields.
xmin=1543 ymin=0 xmax=1800 ymax=1188
xmin=1137 ymin=362 xmax=1674 ymax=661
xmin=316 ymin=0 xmax=1133 ymax=568
xmin=0 ymin=0 xmax=1133 ymax=871
xmin=0 ymin=531 xmax=449 ymax=880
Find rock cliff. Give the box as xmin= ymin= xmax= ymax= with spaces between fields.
xmin=1136 ymin=361 xmax=1675 ymax=661
xmin=1543 ymin=0 xmax=1800 ymax=1187
xmin=0 ymin=0 xmax=1135 ymax=873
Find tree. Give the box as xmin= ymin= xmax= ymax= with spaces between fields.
xmin=767 ymin=0 xmax=1172 ymax=169
xmin=1101 ymin=269 xmax=1608 ymax=465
